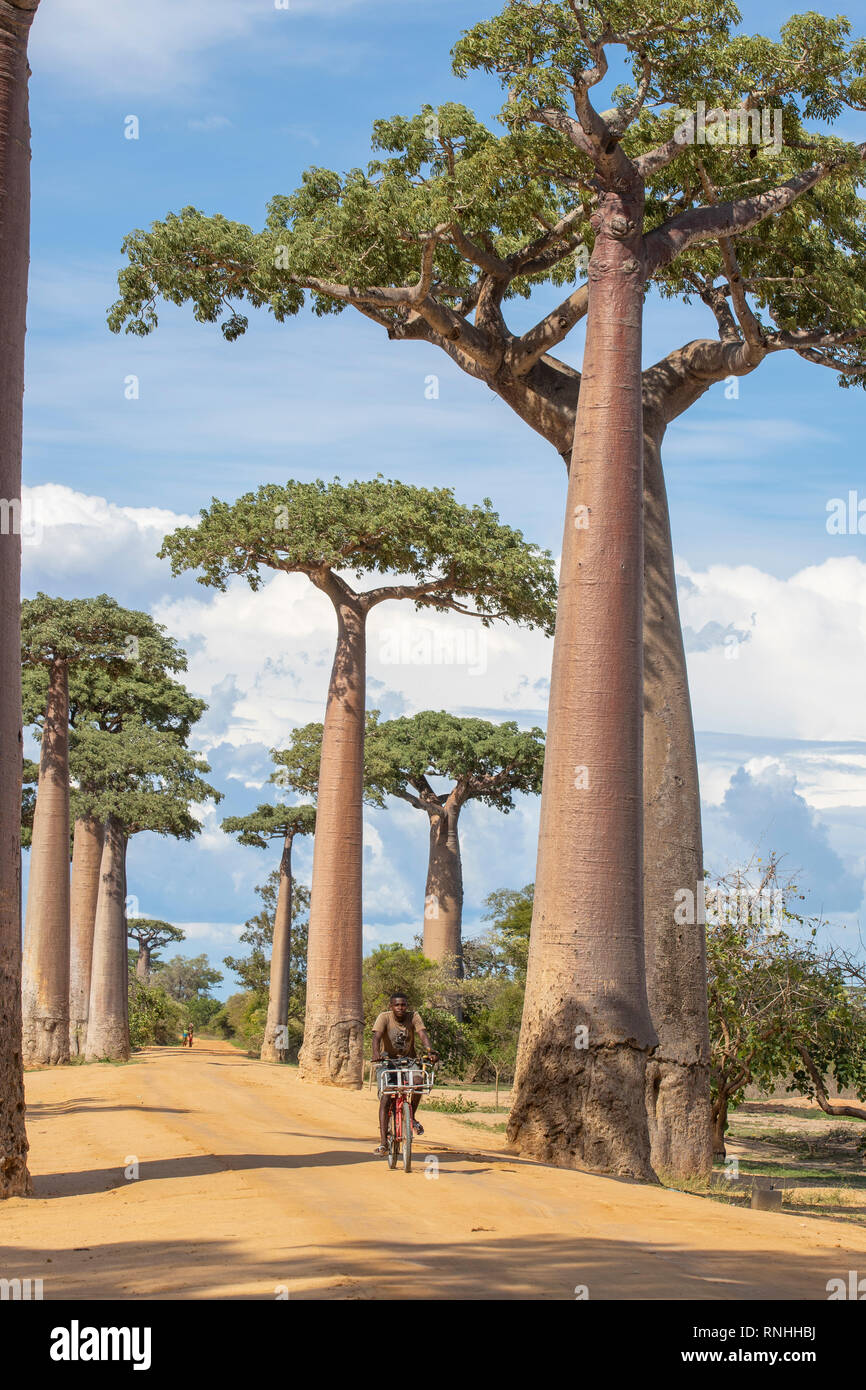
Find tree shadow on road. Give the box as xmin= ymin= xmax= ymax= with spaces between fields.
xmin=32 ymin=1149 xmax=376 ymax=1198
xmin=0 ymin=1230 xmax=853 ymax=1301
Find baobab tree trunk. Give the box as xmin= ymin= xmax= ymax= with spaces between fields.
xmin=261 ymin=831 xmax=293 ymax=1063
xmin=85 ymin=815 xmax=129 ymax=1062
xmin=498 ymin=354 xmax=714 ymax=1173
xmin=69 ymin=814 xmax=104 ymax=1053
xmin=0 ymin=0 xmax=39 ymax=1194
xmin=422 ymin=803 xmax=464 ymax=971
xmin=642 ymin=423 xmax=712 ymax=1177
xmin=22 ymin=657 xmax=71 ymax=1066
xmin=134 ymin=942 xmax=150 ymax=982
xmin=299 ymin=594 xmax=365 ymax=1087
xmin=507 ymin=187 xmax=657 ymax=1179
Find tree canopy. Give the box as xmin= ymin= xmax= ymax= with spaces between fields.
xmin=221 ymin=802 xmax=316 ymax=849
xmin=127 ymin=918 xmax=186 ymax=955
xmin=21 ymin=593 xmax=165 ymax=670
xmin=71 ymin=722 xmax=220 ymax=838
xmin=108 ymin=4 xmax=866 ymax=406
xmin=153 ymin=953 xmax=224 ymax=1004
xmin=157 ymin=477 xmax=556 ymax=633
xmin=363 ymin=710 xmax=545 ymax=812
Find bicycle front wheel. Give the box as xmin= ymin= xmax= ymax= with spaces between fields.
xmin=401 ymin=1101 xmax=413 ymax=1172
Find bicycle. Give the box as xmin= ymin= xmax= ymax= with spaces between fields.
xmin=375 ymin=1055 xmax=436 ymax=1172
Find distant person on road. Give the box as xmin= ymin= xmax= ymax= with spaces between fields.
xmin=187 ymin=1025 xmax=194 ymax=1049
xmin=181 ymin=1026 xmax=189 ymax=1047
xmin=371 ymin=993 xmax=437 ymax=1154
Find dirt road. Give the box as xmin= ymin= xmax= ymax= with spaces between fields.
xmin=2 ymin=1040 xmax=864 ymax=1300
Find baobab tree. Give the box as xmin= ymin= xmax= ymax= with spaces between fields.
xmin=22 ymin=600 xmax=202 ymax=1054
xmin=127 ymin=918 xmax=186 ymax=983
xmin=0 ymin=0 xmax=40 ymax=1199
xmin=370 ymin=711 xmax=543 ymax=969
xmin=20 ymin=594 xmax=159 ymax=1065
xmin=108 ymin=8 xmax=866 ymax=1171
xmin=72 ymin=722 xmax=219 ymax=1061
xmin=221 ymin=802 xmax=315 ymax=1061
xmin=453 ymin=0 xmax=866 ymax=1176
xmin=160 ymin=478 xmax=555 ymax=1087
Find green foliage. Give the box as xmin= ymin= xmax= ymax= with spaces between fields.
xmin=21 ymin=593 xmax=160 ymax=670
xmin=186 ymin=995 xmax=223 ymax=1030
xmin=223 ymin=870 xmax=310 ymax=1024
xmin=425 ymin=1093 xmax=479 ymax=1114
xmin=270 ymin=713 xmax=381 ymax=803
xmin=109 ymin=7 xmax=866 ymax=389
xmin=71 ymin=720 xmax=220 ymax=837
xmin=221 ymin=801 xmax=316 ymax=849
xmin=210 ymin=991 xmax=292 ymax=1057
xmin=21 ymin=758 xmax=38 ymax=850
xmin=22 ymin=601 xmax=201 ymax=738
xmin=707 ymin=858 xmax=866 ymax=1141
xmin=158 ymin=478 xmax=556 ymax=636
xmin=127 ymin=917 xmax=186 ymax=963
xmin=363 ymin=943 xmax=437 ymax=1025
xmin=481 ymin=882 xmax=534 ymax=980
xmin=152 ymin=953 xmax=223 ymax=1004
xmin=364 ymin=711 xmax=545 ymax=812
xmin=128 ymin=977 xmax=185 ymax=1048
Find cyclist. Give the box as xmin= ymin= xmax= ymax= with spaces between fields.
xmin=372 ymin=993 xmax=437 ymax=1155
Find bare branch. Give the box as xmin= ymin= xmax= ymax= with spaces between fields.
xmin=511 ymin=282 xmax=590 ymax=376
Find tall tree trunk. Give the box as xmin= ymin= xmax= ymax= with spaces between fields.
xmin=69 ymin=814 xmax=104 ymax=1053
xmin=422 ymin=802 xmax=463 ymax=970
xmin=642 ymin=423 xmax=712 ymax=1177
xmin=299 ymin=596 xmax=365 ymax=1087
xmin=261 ymin=831 xmax=293 ymax=1063
xmin=85 ymin=815 xmax=129 ymax=1062
xmin=0 ymin=0 xmax=39 ymax=1194
xmin=507 ymin=186 xmax=657 ymax=1179
xmin=423 ymin=801 xmax=464 ymax=1020
xmin=22 ymin=657 xmax=71 ymax=1065
xmin=497 ymin=354 xmax=715 ymax=1173
xmin=134 ymin=942 xmax=150 ymax=983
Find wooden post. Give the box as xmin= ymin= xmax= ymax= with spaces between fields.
xmin=494 ymin=1067 xmax=500 ymax=1113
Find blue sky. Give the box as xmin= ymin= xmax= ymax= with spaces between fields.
xmin=20 ymin=0 xmax=866 ymax=994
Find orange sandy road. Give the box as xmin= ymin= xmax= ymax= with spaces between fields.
xmin=1 ymin=1039 xmax=863 ymax=1301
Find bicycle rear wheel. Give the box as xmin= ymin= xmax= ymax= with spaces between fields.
xmin=387 ymin=1102 xmax=397 ymax=1169
xmin=401 ymin=1101 xmax=413 ymax=1172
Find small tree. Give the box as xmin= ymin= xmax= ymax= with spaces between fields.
xmin=127 ymin=918 xmax=186 ymax=982
xmin=160 ymin=477 xmax=555 ymax=1088
xmin=481 ymin=883 xmax=534 ymax=982
xmin=221 ymin=802 xmax=315 ymax=1061
xmin=707 ymin=857 xmax=866 ymax=1155
xmin=154 ymin=953 xmax=224 ymax=1005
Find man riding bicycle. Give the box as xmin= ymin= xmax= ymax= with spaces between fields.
xmin=371 ymin=993 xmax=437 ymax=1156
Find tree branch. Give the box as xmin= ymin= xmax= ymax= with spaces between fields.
xmin=645 ymin=148 xmax=866 ymax=275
